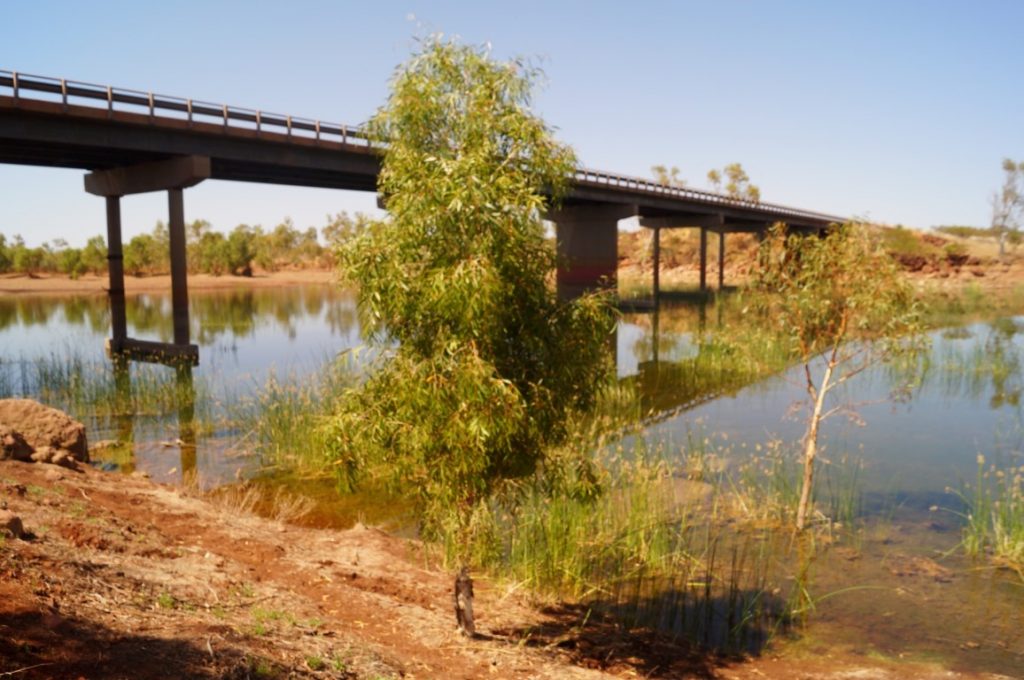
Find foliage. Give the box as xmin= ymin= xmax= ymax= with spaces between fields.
xmin=0 ymin=210 xmax=363 ymax=278
xmin=325 ymin=37 xmax=616 ymax=563
xmin=321 ymin=211 xmax=371 ymax=251
xmin=707 ymin=162 xmax=760 ymax=202
xmin=954 ymin=455 xmax=1024 ymax=579
xmin=747 ymin=223 xmax=921 ymax=529
xmin=650 ymin=164 xmax=685 ymax=187
xmin=991 ymin=158 xmax=1024 ymax=257
xmin=935 ymin=224 xmax=1022 ymax=244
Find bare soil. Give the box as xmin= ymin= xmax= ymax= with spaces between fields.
xmin=0 ymin=270 xmax=335 ymax=296
xmin=617 ymin=229 xmax=1024 ymax=294
xmin=0 ymin=460 xmax=1011 ymax=679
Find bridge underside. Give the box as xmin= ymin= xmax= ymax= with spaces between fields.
xmin=0 ymin=95 xmax=840 ymax=363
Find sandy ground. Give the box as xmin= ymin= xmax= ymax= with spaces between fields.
xmin=0 ymin=270 xmax=336 ymax=296
xmin=0 ymin=459 xmax=1014 ymax=680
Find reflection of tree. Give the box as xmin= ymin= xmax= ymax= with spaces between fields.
xmin=986 ymin=319 xmax=1021 ymax=408
xmin=0 ymin=286 xmax=363 ymax=349
xmin=933 ymin=319 xmax=1023 ymax=410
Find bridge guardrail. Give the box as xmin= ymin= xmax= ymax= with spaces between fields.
xmin=0 ymin=69 xmax=845 ymax=224
xmin=0 ymin=70 xmax=370 ymax=148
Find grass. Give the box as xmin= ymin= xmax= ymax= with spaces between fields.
xmin=423 ymin=433 xmax=869 ymax=653
xmin=951 ymin=454 xmax=1024 ymax=579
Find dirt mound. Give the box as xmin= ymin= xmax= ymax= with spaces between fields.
xmin=0 ymin=399 xmax=88 ymax=466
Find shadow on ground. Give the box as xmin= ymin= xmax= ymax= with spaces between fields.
xmin=0 ymin=608 xmax=298 ymax=680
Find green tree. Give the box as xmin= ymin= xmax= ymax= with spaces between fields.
xmin=321 ymin=211 xmax=371 ymax=250
xmin=226 ymin=225 xmax=257 ymax=276
xmin=707 ymin=162 xmax=761 ymax=202
xmin=991 ymin=158 xmax=1024 ymax=259
xmin=56 ymin=246 xmax=86 ymax=278
xmin=326 ymin=37 xmax=614 ymax=634
xmin=194 ymin=231 xmax=230 ymax=275
xmin=81 ymin=235 xmax=108 ymax=274
xmin=750 ymin=223 xmax=920 ymax=530
xmin=0 ymin=234 xmax=10 ymax=272
xmin=124 ymin=233 xmax=160 ymax=275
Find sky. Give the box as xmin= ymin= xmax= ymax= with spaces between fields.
xmin=2 ymin=0 xmax=1023 ymax=246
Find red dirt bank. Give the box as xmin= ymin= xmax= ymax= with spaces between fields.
xmin=0 ymin=461 xmax=1011 ymax=680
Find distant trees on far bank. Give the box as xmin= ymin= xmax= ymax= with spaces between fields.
xmin=0 ymin=212 xmax=369 ymax=278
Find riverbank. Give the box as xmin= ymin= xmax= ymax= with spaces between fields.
xmin=0 ymin=269 xmax=336 ymax=296
xmin=0 ymin=459 xmax=1012 ymax=679
xmin=617 ymin=227 xmax=1024 ymax=297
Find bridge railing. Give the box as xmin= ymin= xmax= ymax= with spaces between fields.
xmin=0 ymin=70 xmax=372 ymax=148
xmin=1 ymin=69 xmax=844 ymax=224
xmin=573 ymin=168 xmax=843 ymax=224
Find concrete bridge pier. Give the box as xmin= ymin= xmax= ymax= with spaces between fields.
xmin=550 ymin=204 xmax=637 ymax=300
xmin=639 ymin=214 xmax=725 ymax=295
xmin=86 ymin=155 xmax=210 ymax=366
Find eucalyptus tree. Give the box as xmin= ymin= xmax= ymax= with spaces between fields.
xmin=708 ymin=163 xmax=760 ymax=202
xmin=992 ymin=158 xmax=1024 ymax=259
xmin=751 ymin=223 xmax=920 ymax=530
xmin=326 ymin=37 xmax=615 ymax=634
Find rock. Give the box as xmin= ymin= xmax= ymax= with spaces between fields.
xmin=971 ymin=268 xmax=986 ymax=277
xmin=0 ymin=510 xmax=25 ymax=539
xmin=0 ymin=399 xmax=89 ymax=465
xmin=0 ymin=424 xmax=33 ymax=461
xmin=43 ymin=468 xmax=64 ymax=482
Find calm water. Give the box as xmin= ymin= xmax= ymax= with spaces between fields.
xmin=2 ymin=285 xmax=1023 ymax=673
xmin=0 ymin=285 xmax=1021 ymax=498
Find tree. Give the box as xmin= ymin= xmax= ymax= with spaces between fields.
xmin=321 ymin=211 xmax=371 ymax=250
xmin=708 ymin=162 xmax=761 ymax=202
xmin=991 ymin=158 xmax=1024 ymax=259
xmin=750 ymin=223 xmax=920 ymax=530
xmin=651 ymin=164 xmax=686 ymax=187
xmin=226 ymin=225 xmax=257 ymax=276
xmin=80 ymin=236 xmax=108 ymax=274
xmin=325 ymin=36 xmax=614 ymax=634
xmin=0 ymin=234 xmax=10 ymax=272
xmin=124 ymin=233 xmax=159 ymax=275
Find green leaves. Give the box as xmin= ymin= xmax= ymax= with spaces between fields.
xmin=752 ymin=223 xmax=919 ymax=361
xmin=326 ymin=36 xmax=615 ymax=560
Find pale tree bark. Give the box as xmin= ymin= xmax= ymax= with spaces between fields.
xmin=795 ymin=350 xmax=837 ymax=531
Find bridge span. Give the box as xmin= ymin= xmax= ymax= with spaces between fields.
xmin=0 ymin=70 xmax=844 ymax=364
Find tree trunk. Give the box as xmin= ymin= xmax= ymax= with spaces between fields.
xmin=454 ymin=566 xmax=475 ymax=636
xmin=796 ymin=360 xmax=834 ymax=531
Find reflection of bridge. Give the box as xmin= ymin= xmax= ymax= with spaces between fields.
xmin=0 ymin=70 xmax=844 ymax=363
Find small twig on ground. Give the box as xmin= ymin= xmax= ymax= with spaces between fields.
xmin=0 ymin=663 xmax=56 ymax=677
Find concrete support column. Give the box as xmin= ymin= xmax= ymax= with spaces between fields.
xmin=718 ymin=231 xmax=725 ymax=290
xmin=104 ymin=195 xmax=127 ymax=350
xmin=699 ymin=227 xmax=708 ymax=292
xmin=550 ymin=204 xmax=636 ymax=300
xmin=652 ymin=226 xmax=661 ymax=301
xmin=167 ymin=188 xmax=190 ymax=346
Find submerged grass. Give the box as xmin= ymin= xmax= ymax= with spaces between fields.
xmin=952 ymin=455 xmax=1024 ymax=579
xmin=425 ymin=432 xmax=871 ymax=653
xmin=0 ymin=351 xmax=226 ymax=449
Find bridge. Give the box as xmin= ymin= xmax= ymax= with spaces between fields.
xmin=0 ymin=70 xmax=844 ymax=364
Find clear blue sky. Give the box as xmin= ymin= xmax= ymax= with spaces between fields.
xmin=3 ymin=0 xmax=1023 ymax=246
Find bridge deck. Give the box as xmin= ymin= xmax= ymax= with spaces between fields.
xmin=0 ymin=70 xmax=844 ymax=228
